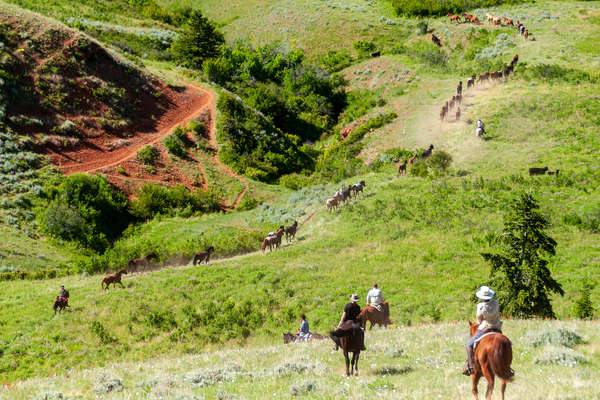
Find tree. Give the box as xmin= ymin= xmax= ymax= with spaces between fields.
xmin=481 ymin=192 xmax=564 ymax=318
xmin=171 ymin=10 xmax=224 ymax=69
xmin=574 ymin=282 xmax=595 ymax=319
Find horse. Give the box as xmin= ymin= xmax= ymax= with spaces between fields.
xmin=408 ymin=153 xmax=418 ymax=166
xmin=261 ymin=227 xmax=284 ymax=253
xmin=523 ymin=28 xmax=528 ymax=40
xmin=330 ymin=320 xmax=365 ymax=376
xmin=456 ymin=107 xmax=461 ymax=121
xmin=449 ymin=98 xmax=455 ymax=110
xmin=478 ymin=72 xmax=490 ymax=83
xmin=285 ymin=221 xmax=298 ymax=242
xmin=326 ymin=197 xmax=339 ymax=212
xmin=529 ymin=166 xmax=548 ymax=175
xmin=350 ymin=181 xmax=365 ymax=197
xmin=468 ymin=321 xmax=514 ymax=400
xmin=102 ymin=268 xmax=127 ymax=290
xmin=431 ymin=33 xmax=441 ymax=47
xmin=502 ymin=17 xmax=514 ymax=26
xmin=53 ymin=296 xmax=68 ymax=315
xmin=421 ymin=144 xmax=434 ymax=159
xmin=440 ymin=106 xmax=447 ymax=121
xmin=359 ymin=303 xmax=391 ymax=330
xmin=128 ymin=253 xmax=158 ymax=272
xmin=467 ymin=74 xmax=476 ymax=88
xmin=193 ymin=246 xmax=215 ymax=265
xmin=511 ymin=54 xmax=518 ymax=67
xmin=447 ymin=13 xmax=461 ymax=23
xmin=457 ymin=81 xmax=463 ymax=95
xmin=398 ymin=160 xmax=407 ymax=175
xmin=283 ymin=332 xmax=326 ymax=344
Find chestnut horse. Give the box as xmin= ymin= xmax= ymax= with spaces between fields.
xmin=468 ymin=321 xmax=514 ymax=400
xmin=128 ymin=253 xmax=158 ymax=272
xmin=359 ymin=303 xmax=391 ymax=329
xmin=102 ymin=268 xmax=127 ymax=290
xmin=261 ymin=227 xmax=284 ymax=253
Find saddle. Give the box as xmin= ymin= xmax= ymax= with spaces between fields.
xmin=55 ymin=296 xmax=68 ymax=304
xmin=473 ymin=328 xmax=502 ymax=349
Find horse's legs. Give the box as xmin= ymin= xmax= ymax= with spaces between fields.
xmin=500 ymin=379 xmax=507 ymax=400
xmin=344 ymin=350 xmax=350 ymax=376
xmin=353 ymin=352 xmax=360 ymax=376
xmin=483 ymin=368 xmax=495 ymax=400
xmin=472 ymin=370 xmax=482 ymax=400
xmin=369 ymin=321 xmax=374 ymax=330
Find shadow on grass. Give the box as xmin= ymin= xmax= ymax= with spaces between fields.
xmin=374 ymin=365 xmax=412 ymax=376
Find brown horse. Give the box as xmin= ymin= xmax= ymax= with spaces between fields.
xmin=283 ymin=332 xmax=326 ymax=344
xmin=332 ymin=323 xmax=365 ymax=376
xmin=261 ymin=227 xmax=284 ymax=253
xmin=53 ymin=296 xmax=68 ymax=315
xmin=102 ymin=268 xmax=127 ymax=290
xmin=359 ymin=303 xmax=391 ymax=329
xmin=398 ymin=160 xmax=407 ymax=175
xmin=285 ymin=221 xmax=298 ymax=242
xmin=447 ymin=13 xmax=461 ymax=23
xmin=128 ymin=253 xmax=158 ymax=272
xmin=468 ymin=321 xmax=514 ymax=400
xmin=193 ymin=246 xmax=215 ymax=265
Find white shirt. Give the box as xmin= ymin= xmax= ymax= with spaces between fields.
xmin=366 ymin=288 xmax=384 ymax=305
xmin=476 ymin=298 xmax=502 ymax=331
xmin=477 ymin=120 xmax=484 ymax=129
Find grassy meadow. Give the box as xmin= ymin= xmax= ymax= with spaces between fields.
xmin=0 ymin=0 xmax=599 ymax=395
xmin=3 ymin=320 xmax=599 ymax=399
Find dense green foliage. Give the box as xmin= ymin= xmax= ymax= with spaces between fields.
xmin=482 ymin=192 xmax=564 ymax=318
xmin=206 ymin=43 xmax=346 ymax=143
xmin=171 ymin=10 xmax=225 ymax=69
xmin=137 ymin=145 xmax=159 ymax=165
xmin=130 ymin=183 xmax=222 ymax=220
xmin=40 ymin=174 xmax=132 ymax=252
xmin=574 ymin=282 xmax=595 ymax=319
xmin=216 ymin=92 xmax=313 ymax=182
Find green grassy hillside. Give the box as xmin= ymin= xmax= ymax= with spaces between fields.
xmin=1 ymin=0 xmax=599 ymax=391
xmin=4 ymin=320 xmax=599 ymax=399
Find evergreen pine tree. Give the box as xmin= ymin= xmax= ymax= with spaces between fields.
xmin=482 ymin=192 xmax=564 ymax=318
xmin=171 ymin=10 xmax=224 ymax=69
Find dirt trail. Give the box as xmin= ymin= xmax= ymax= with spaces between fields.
xmin=60 ymin=85 xmax=213 ymax=174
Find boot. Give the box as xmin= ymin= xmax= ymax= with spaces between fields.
xmin=462 ymin=347 xmax=475 ymax=376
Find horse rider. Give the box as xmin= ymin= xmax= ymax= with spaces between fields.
xmin=476 ymin=119 xmax=485 ymax=136
xmin=366 ymin=283 xmax=384 ymax=310
xmin=463 ymin=286 xmax=503 ymax=376
xmin=330 ymin=294 xmax=366 ymax=351
xmin=58 ymin=285 xmax=69 ymax=300
xmin=296 ymin=314 xmax=312 ymax=341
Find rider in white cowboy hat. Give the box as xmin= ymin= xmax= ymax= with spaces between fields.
xmin=462 ymin=286 xmax=503 ymax=376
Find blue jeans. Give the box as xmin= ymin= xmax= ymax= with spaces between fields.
xmin=467 ymin=329 xmax=485 ymax=348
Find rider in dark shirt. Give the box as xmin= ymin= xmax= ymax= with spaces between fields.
xmin=331 ymin=294 xmax=365 ymax=351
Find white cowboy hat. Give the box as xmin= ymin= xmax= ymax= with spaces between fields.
xmin=350 ymin=293 xmax=359 ymax=302
xmin=476 ymin=286 xmax=495 ymax=300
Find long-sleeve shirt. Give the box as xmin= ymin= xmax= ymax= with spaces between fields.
xmin=300 ymin=320 xmax=309 ymax=334
xmin=476 ymin=299 xmax=502 ymax=331
xmin=366 ymin=288 xmax=384 ymax=305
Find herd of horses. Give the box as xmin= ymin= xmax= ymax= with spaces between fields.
xmin=325 ymin=180 xmax=365 ymax=211
xmin=397 ymin=144 xmax=434 ymax=175
xmin=261 ymin=221 xmax=298 ymax=253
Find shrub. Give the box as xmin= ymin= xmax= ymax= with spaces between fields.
xmin=137 ymin=145 xmax=159 ymax=165
xmin=163 ymin=133 xmax=186 ymax=157
xmin=279 ymin=173 xmax=313 ymax=190
xmin=90 ymin=320 xmax=117 ymax=344
xmin=171 ymin=10 xmax=224 ymax=69
xmin=574 ymin=282 xmax=595 ymax=319
xmin=289 ymin=380 xmax=317 ymax=396
xmin=131 ymin=183 xmax=221 ymax=220
xmin=415 ymin=20 xmax=428 ymax=35
xmin=391 ymin=0 xmax=531 ymax=17
xmin=318 ymin=50 xmax=353 ymax=72
xmin=188 ymin=120 xmax=207 ymax=141
xmin=40 ymin=174 xmax=132 ymax=252
xmin=534 ymin=347 xmax=584 ymax=366
xmin=519 ymin=64 xmax=598 ymax=84
xmin=353 ymin=40 xmax=376 ymax=55
xmin=236 ymin=196 xmax=260 ymax=211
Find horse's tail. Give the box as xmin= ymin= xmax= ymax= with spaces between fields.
xmin=261 ymin=238 xmax=267 ymax=253
xmin=490 ymin=336 xmax=515 ymax=382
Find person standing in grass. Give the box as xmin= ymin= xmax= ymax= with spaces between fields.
xmin=296 ymin=314 xmax=311 ymax=341
xmin=463 ymin=286 xmax=503 ymax=376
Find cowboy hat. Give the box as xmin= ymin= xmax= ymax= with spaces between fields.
xmin=350 ymin=293 xmax=359 ymax=302
xmin=476 ymin=286 xmax=495 ymax=300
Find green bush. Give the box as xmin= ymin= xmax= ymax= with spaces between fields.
xmin=518 ymin=64 xmax=599 ymax=84
xmin=279 ymin=173 xmax=314 ymax=190
xmin=236 ymin=196 xmax=261 ymax=211
xmin=391 ymin=0 xmax=530 ymax=17
xmin=90 ymin=320 xmax=117 ymax=344
xmin=353 ymin=40 xmax=376 ymax=55
xmin=318 ymin=50 xmax=353 ymax=72
xmin=171 ymin=10 xmax=224 ymax=69
xmin=137 ymin=145 xmax=159 ymax=165
xmin=40 ymin=174 xmax=132 ymax=252
xmin=163 ymin=133 xmax=186 ymax=157
xmin=574 ymin=282 xmax=595 ymax=319
xmin=131 ymin=183 xmax=221 ymax=220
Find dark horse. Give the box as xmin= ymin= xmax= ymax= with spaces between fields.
xmin=127 ymin=253 xmax=158 ymax=272
xmin=359 ymin=303 xmax=391 ymax=329
xmin=193 ymin=246 xmax=215 ymax=265
xmin=468 ymin=321 xmax=514 ymax=400
xmin=285 ymin=221 xmax=298 ymax=242
xmin=261 ymin=226 xmax=284 ymax=253
xmin=330 ymin=317 xmax=365 ymax=376
xmin=53 ymin=296 xmax=69 ymax=315
xmin=283 ymin=332 xmax=326 ymax=344
xmin=102 ymin=268 xmax=127 ymax=290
